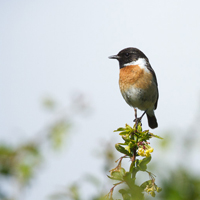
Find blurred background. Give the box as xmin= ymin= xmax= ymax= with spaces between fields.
xmin=1 ymin=0 xmax=200 ymax=199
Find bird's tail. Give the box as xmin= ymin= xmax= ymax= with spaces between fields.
xmin=146 ymin=114 xmax=158 ymax=129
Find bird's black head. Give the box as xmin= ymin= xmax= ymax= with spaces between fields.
xmin=109 ymin=47 xmax=148 ymax=69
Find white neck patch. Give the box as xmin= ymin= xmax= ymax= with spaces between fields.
xmin=124 ymin=58 xmax=146 ymax=67
xmin=123 ymin=58 xmax=149 ymax=73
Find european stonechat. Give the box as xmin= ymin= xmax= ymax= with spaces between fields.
xmin=109 ymin=47 xmax=158 ymax=129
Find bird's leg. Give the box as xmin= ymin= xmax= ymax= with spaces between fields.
xmin=133 ymin=108 xmax=139 ymax=129
xmin=134 ymin=108 xmax=137 ymax=120
xmin=139 ymin=110 xmax=146 ymax=121
xmin=133 ymin=110 xmax=147 ymax=129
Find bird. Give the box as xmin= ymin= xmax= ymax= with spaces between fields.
xmin=109 ymin=47 xmax=158 ymax=129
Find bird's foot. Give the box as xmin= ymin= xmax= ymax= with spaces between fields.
xmin=133 ymin=117 xmax=142 ymax=130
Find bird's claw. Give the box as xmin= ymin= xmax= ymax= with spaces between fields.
xmin=133 ymin=117 xmax=142 ymax=124
xmin=133 ymin=118 xmax=142 ymax=130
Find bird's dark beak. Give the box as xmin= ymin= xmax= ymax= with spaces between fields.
xmin=109 ymin=55 xmax=120 ymax=60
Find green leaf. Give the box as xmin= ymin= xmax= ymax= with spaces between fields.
xmin=150 ymin=133 xmax=163 ymax=139
xmin=123 ymin=172 xmax=131 ymax=181
xmin=130 ymin=161 xmax=136 ymax=173
xmin=140 ymin=180 xmax=152 ymax=190
xmin=137 ymin=124 xmax=142 ymax=132
xmin=119 ymin=188 xmax=137 ymax=200
xmin=118 ymin=189 xmax=128 ymax=194
xmin=157 ymin=187 xmax=162 ymax=192
xmin=122 ymin=136 xmax=130 ymax=143
xmin=114 ymin=127 xmax=126 ymax=132
xmin=119 ymin=131 xmax=129 ymax=136
xmin=125 ymin=124 xmax=133 ymax=129
xmin=108 ymin=171 xmax=123 ymax=181
xmin=130 ymin=185 xmax=144 ymax=197
xmin=140 ymin=156 xmax=151 ymax=166
xmin=128 ymin=142 xmax=136 ymax=149
xmin=139 ymin=164 xmax=147 ymax=171
xmin=120 ymin=168 xmax=126 ymax=176
xmin=114 ymin=124 xmax=133 ymax=133
xmin=138 ymin=156 xmax=151 ymax=171
xmin=122 ymin=193 xmax=131 ymax=200
xmin=123 ymin=172 xmax=135 ymax=186
xmin=115 ymin=144 xmax=132 ymax=156
xmin=150 ymin=191 xmax=155 ymax=197
xmin=143 ymin=130 xmax=150 ymax=134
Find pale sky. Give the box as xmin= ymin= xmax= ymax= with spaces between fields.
xmin=1 ymin=0 xmax=200 ymax=199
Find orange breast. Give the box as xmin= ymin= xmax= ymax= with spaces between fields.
xmin=119 ymin=65 xmax=153 ymax=92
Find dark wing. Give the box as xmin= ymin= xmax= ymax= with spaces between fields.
xmin=147 ymin=63 xmax=159 ymax=110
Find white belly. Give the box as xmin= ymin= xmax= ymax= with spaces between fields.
xmin=120 ymin=85 xmax=157 ymax=111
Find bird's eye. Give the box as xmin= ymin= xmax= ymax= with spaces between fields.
xmin=125 ymin=53 xmax=130 ymax=57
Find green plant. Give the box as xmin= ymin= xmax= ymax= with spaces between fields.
xmin=106 ymin=123 xmax=162 ymax=200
